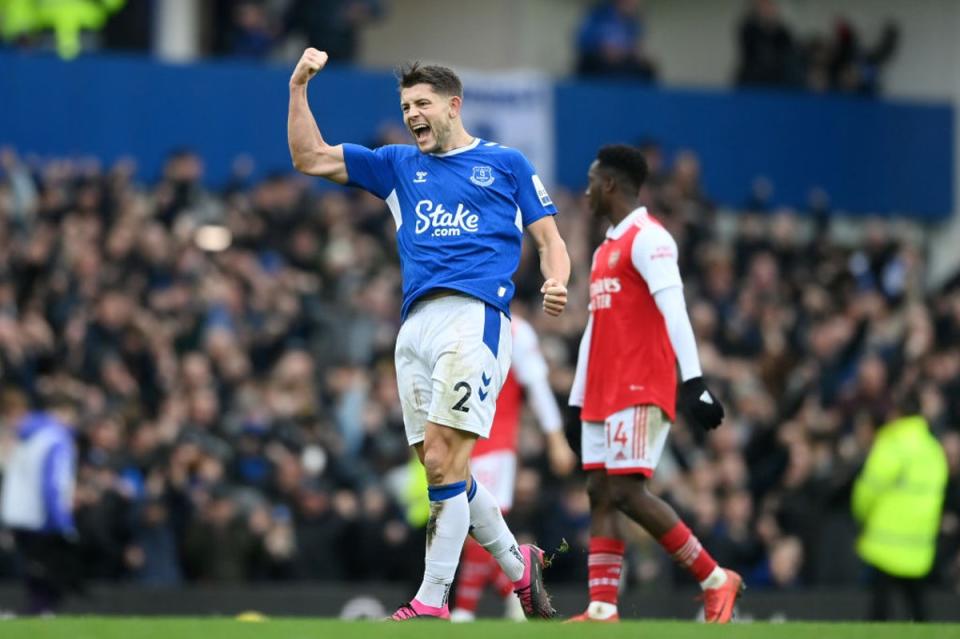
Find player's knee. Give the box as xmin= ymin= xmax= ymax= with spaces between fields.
xmin=422 ymin=450 xmax=446 ymax=485
xmin=422 ymin=441 xmax=453 ymax=485
xmin=586 ymin=471 xmax=614 ymax=507
xmin=608 ymin=474 xmax=647 ymax=509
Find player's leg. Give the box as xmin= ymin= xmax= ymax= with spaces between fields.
xmin=392 ymin=310 xmax=460 ymax=620
xmin=569 ymin=419 xmax=626 ymax=622
xmin=899 ymin=574 xmax=926 ymax=622
xmin=394 ymin=422 xmax=477 ymax=620
xmin=604 ymin=406 xmax=743 ymax=623
xmin=473 ymin=452 xmax=528 ymax=621
xmin=424 ymin=298 xmax=553 ymax=618
xmin=904 ymin=578 xmax=929 ymax=622
xmin=868 ymin=567 xmax=891 ymax=620
xmin=14 ymin=530 xmax=64 ymax=615
xmin=452 ymin=451 xmax=517 ymax=621
xmin=410 ymin=422 xmax=477 ymax=613
xmin=450 ymin=538 xmax=493 ymax=621
xmin=396 ymin=295 xmax=553 ymax=620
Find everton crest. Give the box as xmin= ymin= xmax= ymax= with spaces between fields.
xmin=470 ymin=166 xmax=495 ymax=187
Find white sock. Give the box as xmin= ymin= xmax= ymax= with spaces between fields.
xmin=587 ymin=601 xmax=618 ymax=619
xmin=467 ymin=477 xmax=525 ymax=582
xmin=503 ymin=593 xmax=527 ymax=622
xmin=699 ymin=566 xmax=728 ymax=590
xmin=450 ymin=609 xmax=475 ymax=623
xmin=415 ymin=486 xmax=470 ymax=608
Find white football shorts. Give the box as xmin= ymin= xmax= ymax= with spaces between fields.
xmin=395 ymin=293 xmax=512 ymax=445
xmin=581 ymin=405 xmax=671 ymax=476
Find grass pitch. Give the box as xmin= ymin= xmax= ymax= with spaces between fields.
xmin=1 ymin=618 xmax=956 ymax=639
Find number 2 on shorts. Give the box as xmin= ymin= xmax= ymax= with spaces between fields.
xmin=452 ymin=381 xmax=472 ymax=413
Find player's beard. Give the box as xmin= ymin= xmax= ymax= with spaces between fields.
xmin=589 ymin=194 xmax=606 ymax=219
xmin=430 ymin=118 xmax=453 ymax=153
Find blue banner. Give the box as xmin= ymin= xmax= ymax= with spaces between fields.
xmin=0 ymin=52 xmax=952 ymax=218
xmin=555 ymin=81 xmax=953 ymax=219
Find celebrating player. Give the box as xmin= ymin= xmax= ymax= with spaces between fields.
xmin=568 ymin=145 xmax=742 ymax=623
xmin=287 ymin=48 xmax=570 ymax=620
xmin=450 ymin=315 xmax=577 ymax=622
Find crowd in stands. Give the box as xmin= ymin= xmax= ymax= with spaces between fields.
xmin=735 ymin=0 xmax=899 ymax=95
xmin=0 ymin=141 xmax=958 ymax=593
xmin=573 ymin=0 xmax=900 ymax=94
xmin=575 ymin=0 xmax=657 ymax=81
xmin=1 ymin=0 xmax=901 ymax=96
xmin=210 ymin=0 xmax=383 ymax=62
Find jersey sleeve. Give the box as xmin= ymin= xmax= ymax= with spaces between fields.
xmin=342 ymin=143 xmax=398 ymax=200
xmin=568 ymin=313 xmax=593 ymax=408
xmin=630 ymin=224 xmax=682 ymax=294
xmin=653 ymin=286 xmax=703 ymax=382
xmin=42 ymin=437 xmax=76 ymax=533
xmin=510 ymin=150 xmax=557 ymax=227
xmin=511 ymin=320 xmax=562 ymax=433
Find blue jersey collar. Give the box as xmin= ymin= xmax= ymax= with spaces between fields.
xmin=430 ymin=137 xmax=481 ymax=157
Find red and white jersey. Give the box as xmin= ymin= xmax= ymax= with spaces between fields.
xmin=570 ymin=207 xmax=681 ymax=422
xmin=474 ymin=317 xmax=562 ymax=457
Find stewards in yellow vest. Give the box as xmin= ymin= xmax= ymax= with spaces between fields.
xmin=0 ymin=0 xmax=125 ymax=59
xmin=852 ymin=414 xmax=947 ymax=621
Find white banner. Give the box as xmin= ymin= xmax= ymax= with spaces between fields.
xmin=459 ymin=70 xmax=555 ymax=187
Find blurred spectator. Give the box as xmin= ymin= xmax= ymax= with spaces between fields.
xmin=283 ymin=0 xmax=382 ymax=63
xmin=852 ymin=404 xmax=947 ymax=621
xmin=0 ymin=393 xmax=80 ymax=614
xmin=735 ymin=1 xmax=900 ymax=95
xmin=0 ymin=0 xmax=126 ymax=59
xmin=0 ymin=144 xmax=957 ymax=596
xmin=211 ymin=0 xmax=280 ymax=59
xmin=575 ymin=0 xmax=656 ymax=81
xmin=226 ymin=1 xmax=278 ymax=59
xmin=823 ymin=18 xmax=899 ymax=96
xmin=735 ymin=0 xmax=796 ymax=87
xmin=100 ymin=0 xmax=151 ymax=53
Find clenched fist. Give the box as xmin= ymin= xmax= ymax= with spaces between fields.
xmin=290 ymin=48 xmax=328 ymax=87
xmin=541 ymin=278 xmax=568 ymax=317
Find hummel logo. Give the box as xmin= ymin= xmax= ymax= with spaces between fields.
xmin=479 ymin=371 xmax=491 ymax=401
xmin=414 ymin=171 xmax=428 ymax=183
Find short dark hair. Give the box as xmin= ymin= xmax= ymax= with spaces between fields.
xmin=597 ymin=144 xmax=648 ymax=193
xmin=396 ymin=61 xmax=463 ymax=98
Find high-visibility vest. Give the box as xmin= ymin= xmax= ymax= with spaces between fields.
xmin=0 ymin=0 xmax=125 ymax=58
xmin=852 ymin=415 xmax=947 ymax=578
xmin=403 ymin=454 xmax=429 ymax=528
xmin=0 ymin=0 xmax=40 ymax=40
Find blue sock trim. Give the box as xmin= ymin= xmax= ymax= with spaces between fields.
xmin=467 ymin=476 xmax=478 ymax=502
xmin=428 ymin=480 xmax=467 ymax=502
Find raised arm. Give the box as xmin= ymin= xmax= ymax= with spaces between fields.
xmin=512 ymin=320 xmax=576 ymax=476
xmin=631 ymin=226 xmax=724 ymax=430
xmin=288 ymin=48 xmax=348 ymax=183
xmin=526 ymin=215 xmax=570 ymax=317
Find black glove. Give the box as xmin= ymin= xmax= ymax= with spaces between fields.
xmin=678 ymin=377 xmax=724 ymax=431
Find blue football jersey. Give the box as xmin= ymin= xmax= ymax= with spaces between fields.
xmin=342 ymin=138 xmax=557 ymax=320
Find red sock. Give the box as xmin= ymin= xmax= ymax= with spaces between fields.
xmin=588 ymin=537 xmax=625 ymax=604
xmin=454 ymin=538 xmax=492 ymax=612
xmin=658 ymin=521 xmax=717 ymax=582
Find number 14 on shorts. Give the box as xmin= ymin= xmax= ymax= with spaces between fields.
xmin=607 ymin=419 xmax=644 ymax=461
xmin=602 ymin=405 xmax=672 ymax=472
